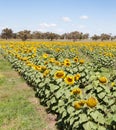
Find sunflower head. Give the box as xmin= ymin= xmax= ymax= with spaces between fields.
xmin=41 ymin=66 xmax=47 ymax=71
xmin=74 ymin=57 xmax=78 ymax=62
xmin=64 ymin=59 xmax=70 ymax=63
xmin=64 ymin=75 xmax=75 ymax=85
xmin=35 ymin=65 xmax=42 ymax=71
xmin=86 ymin=97 xmax=98 ymax=108
xmin=54 ymin=70 xmax=65 ymax=79
xmin=74 ymin=74 xmax=81 ymax=81
xmin=64 ymin=61 xmax=71 ymax=67
xmin=55 ymin=61 xmax=61 ymax=66
xmin=78 ymin=100 xmax=86 ymax=106
xmin=71 ymin=88 xmax=82 ymax=95
xmin=43 ymin=69 xmax=50 ymax=78
xmin=73 ymin=101 xmax=81 ymax=109
xmin=43 ymin=53 xmax=48 ymax=59
xmin=49 ymin=58 xmax=55 ymax=63
xmin=79 ymin=59 xmax=84 ymax=64
xmin=99 ymin=77 xmax=108 ymax=83
xmin=111 ymin=82 xmax=115 ymax=87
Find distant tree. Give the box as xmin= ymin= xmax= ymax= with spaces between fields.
xmin=100 ymin=33 xmax=111 ymax=41
xmin=91 ymin=34 xmax=100 ymax=41
xmin=42 ymin=32 xmax=59 ymax=41
xmin=82 ymin=33 xmax=89 ymax=39
xmin=1 ymin=28 xmax=13 ymax=39
xmin=47 ymin=32 xmax=59 ymax=41
xmin=60 ymin=33 xmax=68 ymax=39
xmin=67 ymin=31 xmax=83 ymax=41
xmin=18 ymin=30 xmax=31 ymax=41
xmin=12 ymin=33 xmax=17 ymax=39
xmin=32 ymin=31 xmax=43 ymax=39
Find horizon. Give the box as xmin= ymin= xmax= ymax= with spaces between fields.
xmin=0 ymin=0 xmax=116 ymax=35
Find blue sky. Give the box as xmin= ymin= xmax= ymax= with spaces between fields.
xmin=0 ymin=0 xmax=116 ymax=35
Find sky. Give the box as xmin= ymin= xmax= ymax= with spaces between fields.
xmin=0 ymin=0 xmax=116 ymax=35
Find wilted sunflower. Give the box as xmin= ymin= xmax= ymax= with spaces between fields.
xmin=71 ymin=88 xmax=82 ymax=95
xmin=86 ymin=97 xmax=98 ymax=108
xmin=73 ymin=101 xmax=81 ymax=109
xmin=54 ymin=70 xmax=65 ymax=79
xmin=99 ymin=77 xmax=108 ymax=83
xmin=64 ymin=75 xmax=75 ymax=85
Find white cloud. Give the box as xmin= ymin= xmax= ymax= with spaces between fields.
xmin=62 ymin=17 xmax=71 ymax=22
xmin=39 ymin=23 xmax=57 ymax=28
xmin=80 ymin=15 xmax=89 ymax=20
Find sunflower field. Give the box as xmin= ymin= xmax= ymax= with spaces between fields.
xmin=0 ymin=41 xmax=116 ymax=130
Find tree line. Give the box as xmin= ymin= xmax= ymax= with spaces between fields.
xmin=0 ymin=28 xmax=116 ymax=41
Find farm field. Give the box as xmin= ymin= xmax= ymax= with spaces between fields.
xmin=0 ymin=40 xmax=116 ymax=130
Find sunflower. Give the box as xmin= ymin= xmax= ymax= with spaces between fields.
xmin=74 ymin=74 xmax=81 ymax=81
xmin=43 ymin=53 xmax=48 ymax=59
xmin=74 ymin=57 xmax=78 ymax=62
xmin=111 ymin=82 xmax=115 ymax=87
xmin=78 ymin=100 xmax=86 ymax=106
xmin=71 ymin=88 xmax=82 ymax=95
xmin=79 ymin=59 xmax=84 ymax=64
xmin=64 ymin=75 xmax=75 ymax=85
xmin=49 ymin=58 xmax=55 ymax=63
xmin=86 ymin=97 xmax=98 ymax=108
xmin=54 ymin=70 xmax=65 ymax=79
xmin=73 ymin=101 xmax=81 ymax=109
xmin=34 ymin=65 xmax=42 ymax=71
xmin=64 ymin=61 xmax=71 ymax=67
xmin=99 ymin=77 xmax=108 ymax=83
xmin=41 ymin=66 xmax=47 ymax=71
xmin=43 ymin=69 xmax=50 ymax=78
xmin=64 ymin=59 xmax=70 ymax=63
xmin=55 ymin=61 xmax=61 ymax=66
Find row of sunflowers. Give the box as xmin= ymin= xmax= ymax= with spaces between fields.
xmin=0 ymin=41 xmax=116 ymax=130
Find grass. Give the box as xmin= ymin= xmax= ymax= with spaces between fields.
xmin=0 ymin=54 xmax=57 ymax=130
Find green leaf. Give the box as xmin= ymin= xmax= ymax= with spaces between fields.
xmin=96 ymin=87 xmax=103 ymax=93
xmin=79 ymin=113 xmax=88 ymax=123
xmin=39 ymin=82 xmax=45 ymax=88
xmin=45 ymin=89 xmax=50 ymax=97
xmin=83 ymin=121 xmax=97 ymax=130
xmin=67 ymin=106 xmax=75 ymax=114
xmin=49 ymin=84 xmax=59 ymax=92
xmin=85 ymin=85 xmax=93 ymax=91
xmin=97 ymin=125 xmax=106 ymax=130
xmin=90 ymin=110 xmax=105 ymax=124
xmin=69 ymin=117 xmax=75 ymax=125
xmin=98 ymin=92 xmax=106 ymax=99
xmin=58 ymin=100 xmax=64 ymax=106
xmin=62 ymin=111 xmax=67 ymax=118
xmin=111 ymin=104 xmax=116 ymax=112
xmin=55 ymin=90 xmax=63 ymax=99
xmin=93 ymin=80 xmax=99 ymax=86
xmin=51 ymin=97 xmax=56 ymax=104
